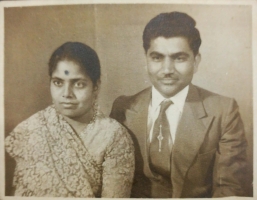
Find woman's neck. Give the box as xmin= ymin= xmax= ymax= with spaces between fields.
xmin=63 ymin=108 xmax=94 ymax=133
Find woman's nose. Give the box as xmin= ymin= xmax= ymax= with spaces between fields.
xmin=62 ymin=84 xmax=73 ymax=98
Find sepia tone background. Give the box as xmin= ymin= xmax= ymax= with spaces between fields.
xmin=4 ymin=4 xmax=252 ymax=196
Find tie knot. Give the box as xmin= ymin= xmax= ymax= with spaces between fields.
xmin=160 ymin=100 xmax=173 ymax=113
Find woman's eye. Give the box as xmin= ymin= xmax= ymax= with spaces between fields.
xmin=53 ymin=80 xmax=63 ymax=87
xmin=75 ymin=81 xmax=86 ymax=88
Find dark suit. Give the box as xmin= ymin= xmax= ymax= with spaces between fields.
xmin=110 ymin=84 xmax=248 ymax=198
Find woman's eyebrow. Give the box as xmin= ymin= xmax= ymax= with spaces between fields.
xmin=51 ymin=76 xmax=63 ymax=80
xmin=51 ymin=76 xmax=87 ymax=81
xmin=70 ymin=78 xmax=88 ymax=83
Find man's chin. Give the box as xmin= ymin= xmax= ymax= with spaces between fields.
xmin=157 ymin=85 xmax=180 ymax=98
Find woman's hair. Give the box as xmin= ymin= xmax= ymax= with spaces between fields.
xmin=48 ymin=42 xmax=101 ymax=86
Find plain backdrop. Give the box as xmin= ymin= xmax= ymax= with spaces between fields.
xmin=4 ymin=4 xmax=253 ymax=196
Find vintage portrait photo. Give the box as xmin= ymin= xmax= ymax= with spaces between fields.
xmin=0 ymin=0 xmax=255 ymax=199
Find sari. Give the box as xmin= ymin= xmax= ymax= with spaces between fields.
xmin=5 ymin=105 xmax=134 ymax=197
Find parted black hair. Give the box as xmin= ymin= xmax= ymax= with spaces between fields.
xmin=48 ymin=42 xmax=101 ymax=86
xmin=143 ymin=12 xmax=201 ymax=56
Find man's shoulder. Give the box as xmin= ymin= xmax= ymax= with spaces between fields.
xmin=193 ymin=85 xmax=233 ymax=102
xmin=110 ymin=87 xmax=151 ymax=121
xmin=112 ymin=87 xmax=151 ymax=109
xmin=192 ymin=85 xmax=237 ymax=111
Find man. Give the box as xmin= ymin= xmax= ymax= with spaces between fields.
xmin=110 ymin=12 xmax=248 ymax=198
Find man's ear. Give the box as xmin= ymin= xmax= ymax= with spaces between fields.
xmin=144 ymin=49 xmax=150 ymax=71
xmin=193 ymin=53 xmax=201 ymax=73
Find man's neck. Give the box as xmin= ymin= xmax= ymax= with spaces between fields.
xmin=151 ymin=85 xmax=189 ymax=110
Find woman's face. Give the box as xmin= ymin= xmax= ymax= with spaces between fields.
xmin=50 ymin=60 xmax=98 ymax=121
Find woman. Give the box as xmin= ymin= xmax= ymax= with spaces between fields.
xmin=5 ymin=42 xmax=135 ymax=197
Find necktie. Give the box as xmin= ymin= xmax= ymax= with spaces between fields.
xmin=149 ymin=100 xmax=173 ymax=178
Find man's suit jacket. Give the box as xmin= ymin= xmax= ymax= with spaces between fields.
xmin=110 ymin=84 xmax=248 ymax=198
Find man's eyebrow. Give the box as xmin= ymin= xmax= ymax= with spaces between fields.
xmin=149 ymin=51 xmax=164 ymax=56
xmin=170 ymin=52 xmax=190 ymax=59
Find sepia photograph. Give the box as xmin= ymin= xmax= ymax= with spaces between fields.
xmin=0 ymin=0 xmax=255 ymax=199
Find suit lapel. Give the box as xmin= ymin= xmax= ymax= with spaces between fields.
xmin=171 ymin=85 xmax=214 ymax=198
xmin=125 ymin=88 xmax=155 ymax=177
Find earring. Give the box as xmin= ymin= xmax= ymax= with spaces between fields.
xmin=88 ymin=98 xmax=98 ymax=126
xmin=93 ymin=99 xmax=99 ymax=117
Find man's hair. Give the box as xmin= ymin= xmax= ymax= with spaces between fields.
xmin=143 ymin=12 xmax=201 ymax=56
xmin=48 ymin=42 xmax=101 ymax=86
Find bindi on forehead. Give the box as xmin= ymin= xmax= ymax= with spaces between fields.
xmin=64 ymin=70 xmax=69 ymax=75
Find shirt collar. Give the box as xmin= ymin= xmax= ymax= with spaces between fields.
xmin=151 ymin=85 xmax=189 ymax=112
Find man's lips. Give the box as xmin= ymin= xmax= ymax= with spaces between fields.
xmin=159 ymin=78 xmax=178 ymax=84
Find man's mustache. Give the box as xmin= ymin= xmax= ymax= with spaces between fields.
xmin=160 ymin=73 xmax=178 ymax=79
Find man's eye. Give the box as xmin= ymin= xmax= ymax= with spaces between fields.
xmin=175 ymin=56 xmax=187 ymax=62
xmin=53 ymin=80 xmax=63 ymax=87
xmin=75 ymin=81 xmax=86 ymax=88
xmin=151 ymin=55 xmax=162 ymax=62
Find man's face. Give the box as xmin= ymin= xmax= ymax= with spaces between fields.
xmin=146 ymin=36 xmax=201 ymax=98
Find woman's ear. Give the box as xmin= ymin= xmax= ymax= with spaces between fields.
xmin=93 ymin=80 xmax=101 ymax=94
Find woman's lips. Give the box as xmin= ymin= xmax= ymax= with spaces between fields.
xmin=60 ymin=102 xmax=78 ymax=108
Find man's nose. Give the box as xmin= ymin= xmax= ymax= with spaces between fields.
xmin=62 ymin=83 xmax=73 ymax=98
xmin=162 ymin=57 xmax=175 ymax=73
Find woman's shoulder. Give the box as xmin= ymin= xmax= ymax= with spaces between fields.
xmin=95 ymin=112 xmax=128 ymax=134
xmin=98 ymin=116 xmax=122 ymax=127
xmin=11 ymin=105 xmax=54 ymax=132
xmin=5 ymin=105 xmax=54 ymax=157
xmin=89 ymin=113 xmax=130 ymax=142
xmin=82 ymin=111 xmax=133 ymax=159
xmin=100 ymin=113 xmax=132 ymax=143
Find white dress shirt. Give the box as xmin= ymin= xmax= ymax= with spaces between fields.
xmin=147 ymin=86 xmax=189 ymax=144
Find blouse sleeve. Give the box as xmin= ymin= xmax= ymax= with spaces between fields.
xmin=101 ymin=123 xmax=135 ymax=198
xmin=5 ymin=111 xmax=43 ymax=159
xmin=5 ymin=120 xmax=29 ymax=159
xmin=5 ymin=120 xmax=32 ymax=194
